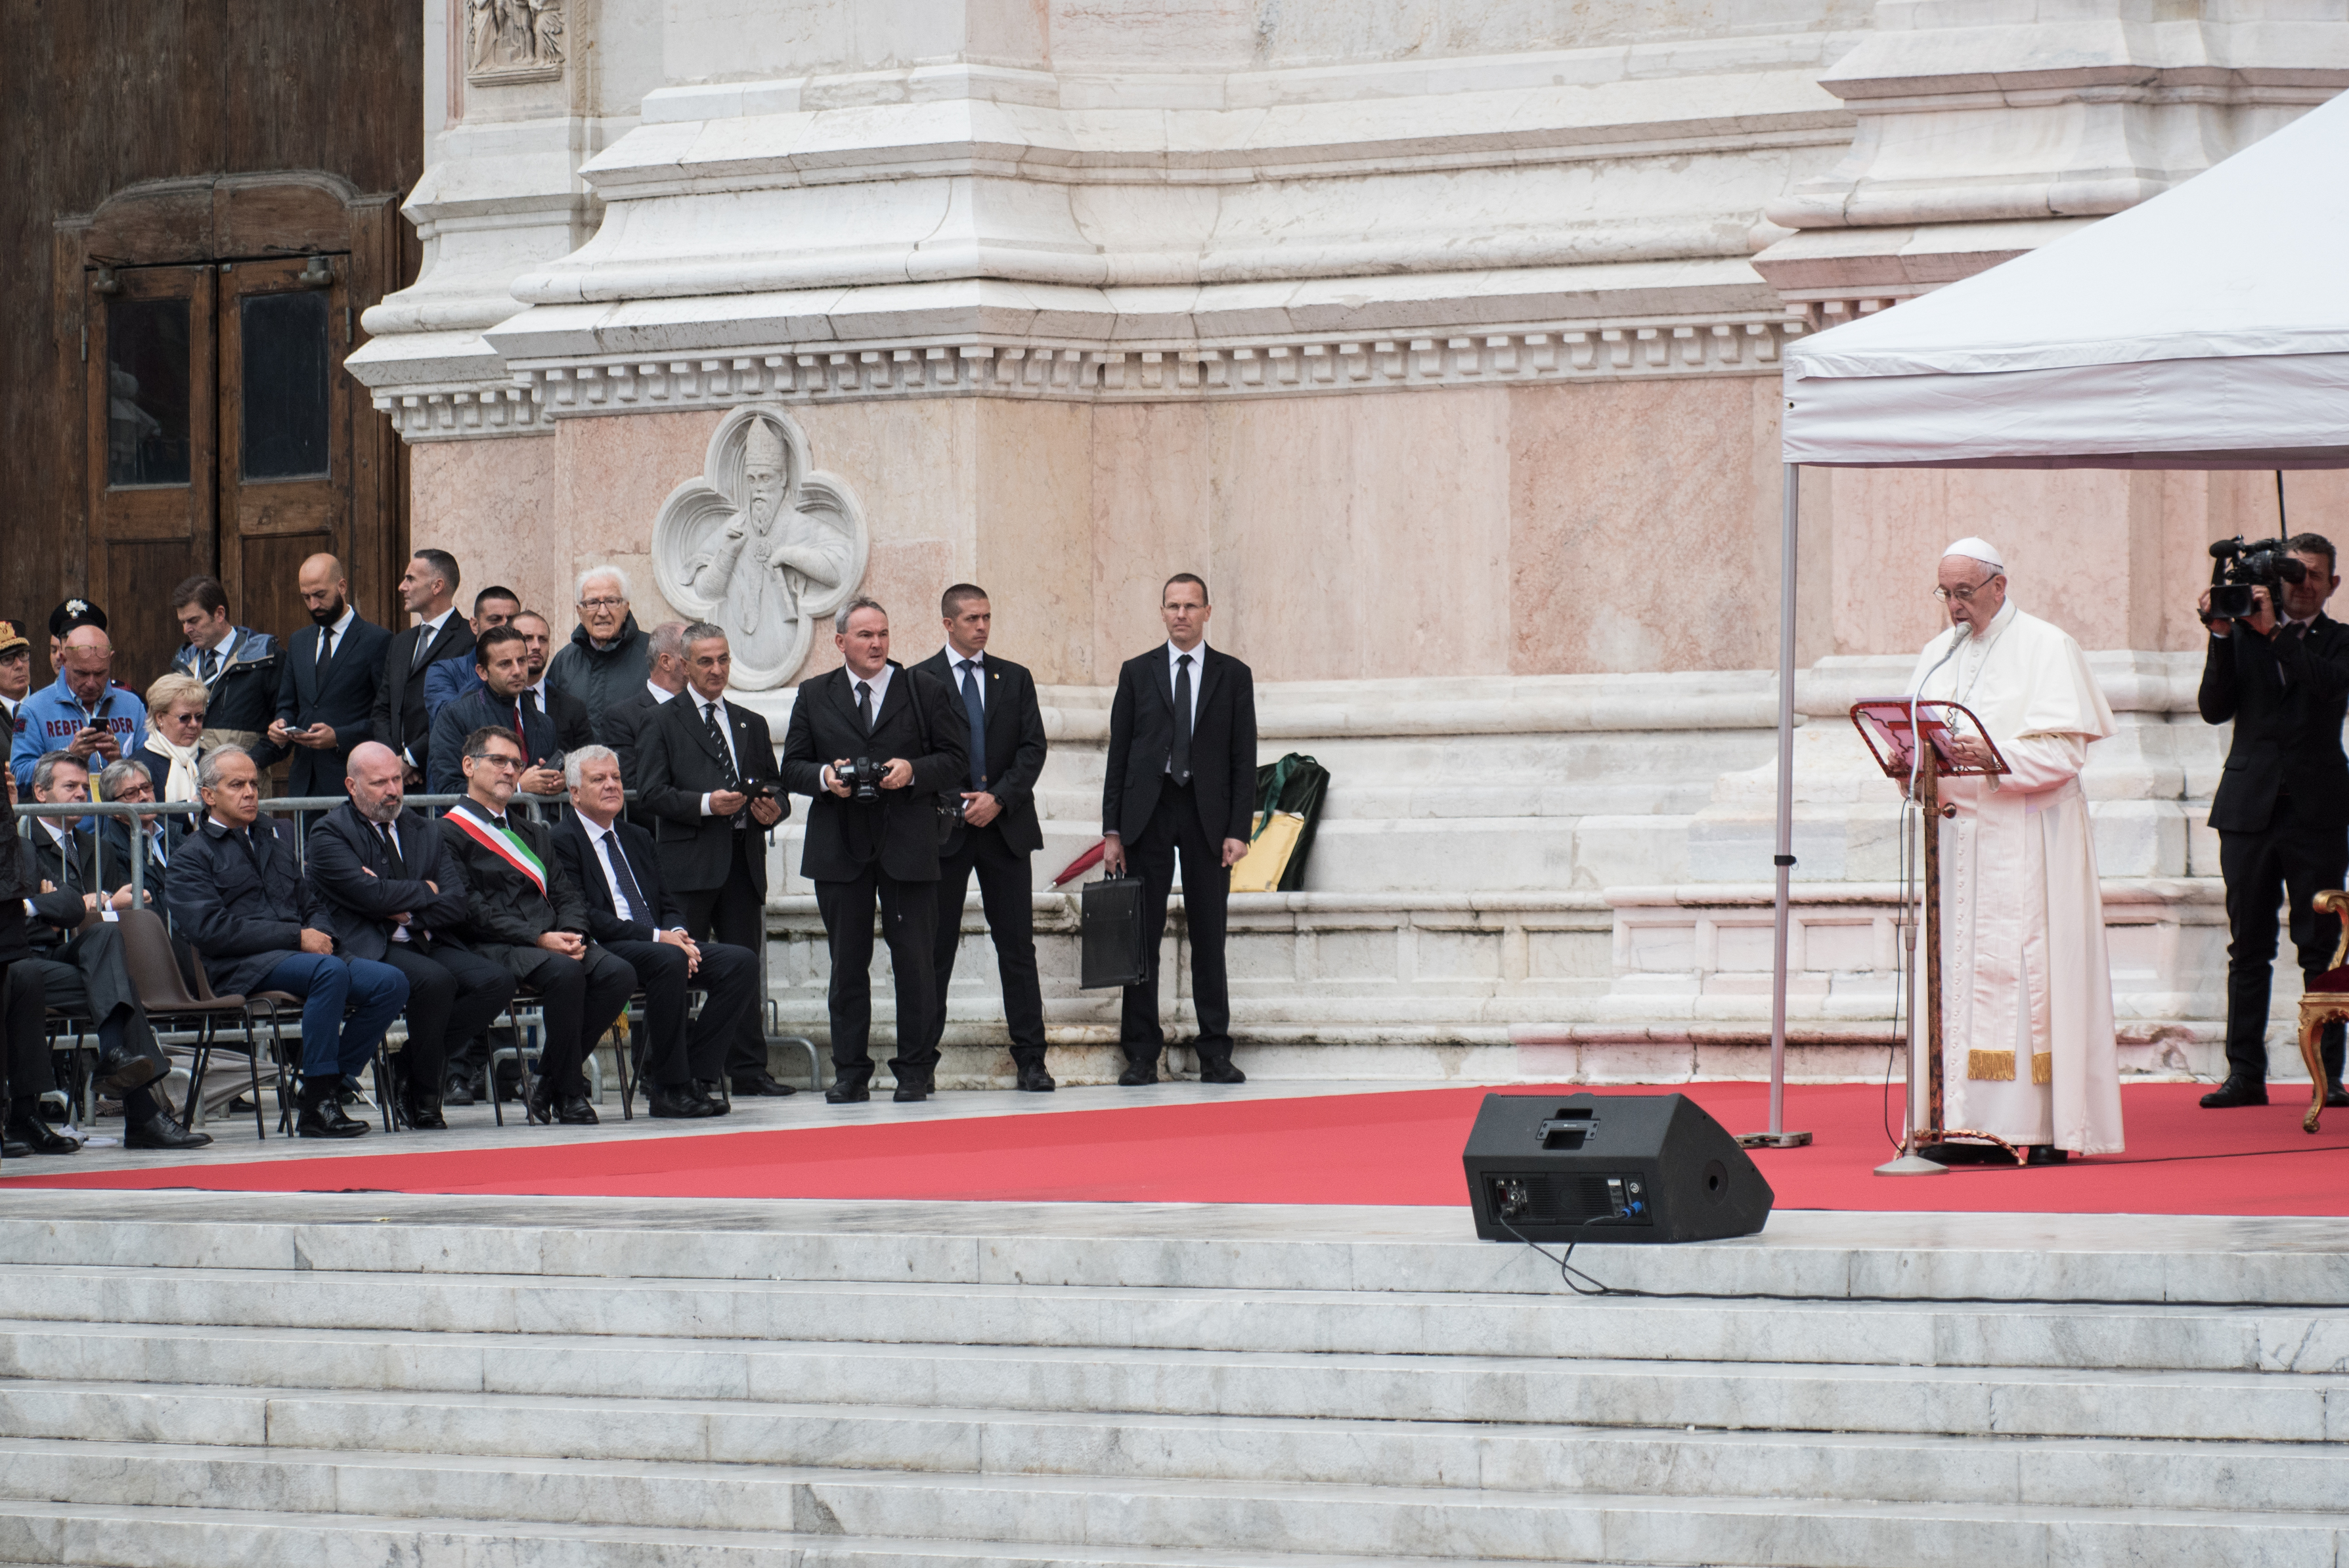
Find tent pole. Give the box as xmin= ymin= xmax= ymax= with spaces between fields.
xmin=1740 ymin=463 xmax=1812 ymax=1150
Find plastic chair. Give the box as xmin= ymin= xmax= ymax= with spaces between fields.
xmin=116 ymin=909 xmax=284 ymax=1143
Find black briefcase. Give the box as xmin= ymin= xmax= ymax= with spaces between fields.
xmin=1080 ymin=875 xmax=1151 ymax=990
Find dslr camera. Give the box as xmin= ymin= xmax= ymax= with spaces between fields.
xmin=834 ymin=756 xmax=887 ymax=802
xmin=2205 ymin=535 xmax=2306 ymax=623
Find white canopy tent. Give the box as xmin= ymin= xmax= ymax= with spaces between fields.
xmin=1748 ymin=88 xmax=2349 ymax=1142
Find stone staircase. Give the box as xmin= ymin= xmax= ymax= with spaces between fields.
xmin=0 ymin=1193 xmax=2343 ymax=1567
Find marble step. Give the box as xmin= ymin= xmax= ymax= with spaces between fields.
xmin=4 ymin=1381 xmax=2348 ymax=1511
xmin=7 ymin=1200 xmax=2347 ymax=1307
xmin=5 ymin=1266 xmax=2341 ymax=1375
xmin=5 ymin=1322 xmax=2340 ymax=1442
xmin=1 ymin=1440 xmax=2342 ymax=1567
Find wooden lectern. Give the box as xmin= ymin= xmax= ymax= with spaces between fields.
xmin=1849 ymin=699 xmax=2014 ymax=1172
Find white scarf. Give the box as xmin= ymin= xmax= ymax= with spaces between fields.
xmin=148 ymin=732 xmax=202 ymax=802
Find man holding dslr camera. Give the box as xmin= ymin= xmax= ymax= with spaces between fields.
xmin=779 ymin=599 xmax=964 ymax=1104
xmin=2197 ymin=531 xmax=2349 ymax=1110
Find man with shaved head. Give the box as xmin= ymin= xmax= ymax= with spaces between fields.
xmin=305 ymin=741 xmax=516 ymax=1128
xmin=260 ymin=553 xmax=391 ymax=798
xmin=11 ymin=624 xmax=146 ymax=794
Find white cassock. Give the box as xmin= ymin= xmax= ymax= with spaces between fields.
xmin=1907 ymin=597 xmax=2126 ymax=1154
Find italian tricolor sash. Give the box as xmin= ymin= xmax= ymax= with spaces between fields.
xmin=450 ymin=802 xmax=547 ymax=894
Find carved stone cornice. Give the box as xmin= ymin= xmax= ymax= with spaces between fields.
xmin=374 ymin=313 xmax=1805 ymax=440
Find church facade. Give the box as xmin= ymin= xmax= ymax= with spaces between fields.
xmin=349 ymin=1 xmax=2349 ymax=1083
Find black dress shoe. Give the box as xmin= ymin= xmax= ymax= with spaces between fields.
xmin=825 ymin=1081 xmax=871 ymax=1104
xmin=96 ymin=1045 xmax=167 ymax=1096
xmin=1015 ymin=1063 xmax=1057 ymax=1093
xmin=554 ymin=1095 xmax=600 ymax=1125
xmin=648 ymin=1084 xmax=715 ymax=1118
xmin=2327 ymin=1080 xmax=2349 ymax=1109
xmin=405 ymin=1096 xmax=448 ymax=1131
xmin=296 ymin=1087 xmax=368 ymax=1139
xmin=892 ymin=1081 xmax=931 ymax=1103
xmin=127 ymin=1108 xmax=213 ymax=1150
xmin=2199 ymin=1078 xmax=2268 ymax=1108
xmin=2024 ymin=1144 xmax=2069 ymax=1166
xmin=693 ymin=1079 xmax=731 ymax=1116
xmin=1 ymin=1135 xmax=26 ymax=1159
xmin=732 ymin=1071 xmax=797 ymax=1097
xmin=1118 ymin=1061 xmax=1160 ymax=1087
xmin=5 ymin=1116 xmax=81 ymax=1156
xmin=1198 ymin=1060 xmax=1246 ymax=1085
xmin=441 ymin=1075 xmax=476 ymax=1108
xmin=525 ymin=1084 xmax=556 ymax=1125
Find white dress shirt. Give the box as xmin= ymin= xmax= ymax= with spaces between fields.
xmin=820 ymin=664 xmax=894 ymax=793
xmin=317 ymin=604 xmax=356 ymax=664
xmin=646 ymin=680 xmax=676 ymax=704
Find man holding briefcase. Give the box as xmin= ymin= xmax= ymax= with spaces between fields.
xmin=1101 ymin=573 xmax=1257 ymax=1085
xmin=780 ymin=598 xmax=966 ymax=1103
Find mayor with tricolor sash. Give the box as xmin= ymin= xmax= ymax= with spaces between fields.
xmin=438 ymin=723 xmax=636 ymax=1126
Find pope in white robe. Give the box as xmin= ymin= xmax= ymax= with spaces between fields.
xmin=1906 ymin=538 xmax=2126 ymax=1157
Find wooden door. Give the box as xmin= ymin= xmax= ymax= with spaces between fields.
xmin=85 ymin=262 xmax=218 ymax=686
xmin=218 ymin=254 xmax=353 ymax=647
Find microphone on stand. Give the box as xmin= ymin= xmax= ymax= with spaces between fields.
xmin=1908 ymin=621 xmax=1973 ymax=795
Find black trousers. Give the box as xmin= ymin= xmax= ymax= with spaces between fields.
xmin=378 ymin=940 xmax=515 ymax=1095
xmin=814 ymin=863 xmax=938 ymax=1087
xmin=2220 ymin=810 xmax=2349 ymax=1084
xmin=676 ymin=830 xmax=768 ymax=1077
xmin=601 ymin=937 xmax=758 ymax=1087
xmin=24 ymin=926 xmax=165 ymax=1071
xmin=921 ymin=822 xmax=1045 ymax=1066
xmin=1 ymin=960 xmax=53 ymax=1103
xmin=512 ymin=945 xmax=637 ymax=1099
xmin=1120 ymin=780 xmax=1233 ymax=1063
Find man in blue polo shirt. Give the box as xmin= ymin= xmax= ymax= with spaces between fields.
xmin=12 ymin=627 xmax=148 ymax=796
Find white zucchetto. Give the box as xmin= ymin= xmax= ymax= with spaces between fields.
xmin=1942 ymin=536 xmax=2006 ymax=572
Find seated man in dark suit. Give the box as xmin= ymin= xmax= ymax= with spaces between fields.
xmin=307 ymin=742 xmax=516 ymax=1129
xmin=10 ymin=753 xmax=188 ymax=1150
xmin=256 ymin=554 xmax=391 ymax=800
xmin=778 ymin=601 xmax=964 ymax=1103
xmin=93 ymin=759 xmax=170 ymax=907
xmin=638 ymin=622 xmax=793 ymax=1096
xmin=439 ymin=724 xmax=635 ymax=1125
xmin=428 ymin=626 xmax=584 ymax=800
xmin=167 ymin=750 xmax=409 ymax=1139
xmin=550 ymin=745 xmax=758 ymax=1119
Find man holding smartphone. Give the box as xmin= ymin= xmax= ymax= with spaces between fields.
xmin=11 ymin=627 xmax=146 ymax=797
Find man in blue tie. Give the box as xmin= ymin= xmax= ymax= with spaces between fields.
xmin=911 ymin=585 xmax=1053 ymax=1091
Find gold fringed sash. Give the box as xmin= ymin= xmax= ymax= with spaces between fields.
xmin=1965 ymin=1049 xmax=2053 ymax=1083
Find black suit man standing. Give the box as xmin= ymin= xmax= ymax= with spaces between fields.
xmin=374 ymin=550 xmax=475 ymax=786
xmin=306 ymin=741 xmax=516 ymax=1129
xmin=551 ymin=745 xmax=760 ymax=1118
xmin=912 ymin=584 xmax=1053 ymax=1092
xmin=779 ymin=598 xmax=965 ymax=1103
xmin=261 ymin=553 xmax=390 ymax=798
xmin=637 ymin=622 xmax=793 ymax=1096
xmin=603 ymin=620 xmax=690 ymax=811
xmin=2197 ymin=532 xmax=2349 ymax=1110
xmin=1101 ymin=573 xmax=1257 ymax=1086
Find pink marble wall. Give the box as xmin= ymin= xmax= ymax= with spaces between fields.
xmin=406 ymin=384 xmax=2349 ymax=691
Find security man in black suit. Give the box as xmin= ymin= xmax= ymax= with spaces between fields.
xmin=637 ymin=622 xmax=793 ymax=1096
xmin=912 ymin=584 xmax=1053 ymax=1092
xmin=1101 ymin=573 xmax=1258 ymax=1087
xmin=374 ymin=549 xmax=475 ymax=786
xmin=552 ymin=745 xmax=760 ymax=1119
xmin=261 ymin=553 xmax=391 ymax=798
xmin=779 ymin=599 xmax=965 ymax=1103
xmin=305 ymin=741 xmax=516 ymax=1128
xmin=2197 ymin=531 xmax=2349 ymax=1110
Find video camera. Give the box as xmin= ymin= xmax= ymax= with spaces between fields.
xmin=2206 ymin=536 xmax=2307 ymax=624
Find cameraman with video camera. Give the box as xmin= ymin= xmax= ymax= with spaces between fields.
xmin=2197 ymin=531 xmax=2349 ymax=1110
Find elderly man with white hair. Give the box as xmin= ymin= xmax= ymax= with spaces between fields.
xmin=546 ymin=565 xmax=651 ymax=745
xmin=1908 ymin=537 xmax=2124 ymax=1164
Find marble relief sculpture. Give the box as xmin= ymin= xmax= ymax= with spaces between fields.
xmin=466 ymin=0 xmax=562 ymax=81
xmin=651 ymin=406 xmax=866 ymax=690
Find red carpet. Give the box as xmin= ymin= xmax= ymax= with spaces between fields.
xmin=5 ymin=1081 xmax=2344 ymax=1214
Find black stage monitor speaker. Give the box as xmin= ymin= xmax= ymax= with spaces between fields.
xmin=1462 ymin=1092 xmax=1773 ymax=1244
